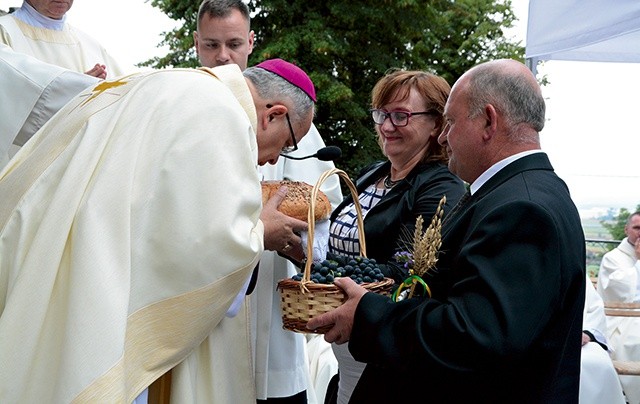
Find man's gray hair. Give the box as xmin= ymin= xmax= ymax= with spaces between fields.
xmin=243 ymin=67 xmax=315 ymax=122
xmin=467 ymin=64 xmax=546 ymax=141
xmin=197 ymin=0 xmax=250 ymax=31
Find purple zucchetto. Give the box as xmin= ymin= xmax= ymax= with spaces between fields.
xmin=255 ymin=58 xmax=317 ymax=102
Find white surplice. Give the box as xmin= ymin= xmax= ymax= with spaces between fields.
xmin=581 ymin=277 xmax=625 ymax=404
xmin=0 ymin=65 xmax=262 ymax=403
xmin=0 ymin=42 xmax=97 ymax=168
xmin=253 ymin=123 xmax=342 ymax=401
xmin=0 ymin=11 xmax=125 ymax=77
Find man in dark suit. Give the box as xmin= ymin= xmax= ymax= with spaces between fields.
xmin=307 ymin=59 xmax=586 ymax=403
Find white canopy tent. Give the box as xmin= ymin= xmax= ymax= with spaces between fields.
xmin=521 ymin=0 xmax=640 ymax=211
xmin=526 ymin=4 xmax=640 ymax=401
xmin=525 ymin=0 xmax=640 ymax=73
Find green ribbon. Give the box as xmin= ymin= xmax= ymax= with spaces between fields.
xmin=392 ymin=275 xmax=431 ymax=302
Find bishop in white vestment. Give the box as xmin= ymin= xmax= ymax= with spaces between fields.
xmin=0 ymin=65 xmax=266 ymax=403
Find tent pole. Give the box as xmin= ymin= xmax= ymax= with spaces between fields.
xmin=525 ymin=57 xmax=539 ymax=76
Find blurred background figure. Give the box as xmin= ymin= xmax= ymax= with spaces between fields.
xmin=597 ymin=211 xmax=640 ymax=403
xmin=581 ymin=276 xmax=626 ymax=404
xmin=0 ymin=42 xmax=97 ymax=168
xmin=0 ymin=0 xmax=124 ymax=78
xmin=1 ymin=0 xmax=126 ymax=161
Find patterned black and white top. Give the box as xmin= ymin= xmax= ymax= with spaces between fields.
xmin=329 ymin=183 xmax=389 ymax=258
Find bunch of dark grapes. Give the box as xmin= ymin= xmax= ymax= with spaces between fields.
xmin=291 ymin=256 xmax=385 ymax=285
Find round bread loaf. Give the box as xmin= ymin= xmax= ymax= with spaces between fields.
xmin=261 ymin=180 xmax=331 ymax=222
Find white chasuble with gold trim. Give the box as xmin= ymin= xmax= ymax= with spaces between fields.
xmin=0 ymin=65 xmax=261 ymax=403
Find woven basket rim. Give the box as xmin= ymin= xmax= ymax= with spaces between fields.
xmin=277 ymin=276 xmax=394 ymax=292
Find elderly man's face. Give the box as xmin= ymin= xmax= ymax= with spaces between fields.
xmin=26 ymin=0 xmax=72 ymax=19
xmin=438 ymin=78 xmax=485 ymax=183
xmin=194 ymin=9 xmax=254 ymax=70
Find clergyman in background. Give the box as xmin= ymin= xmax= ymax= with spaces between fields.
xmin=0 ymin=42 xmax=98 ymax=168
xmin=194 ymin=1 xmax=342 ymax=402
xmin=0 ymin=0 xmax=124 ymax=78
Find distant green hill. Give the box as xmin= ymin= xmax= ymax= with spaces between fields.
xmin=582 ymin=218 xmax=614 ymax=240
xmin=582 ymin=218 xmax=617 ymax=278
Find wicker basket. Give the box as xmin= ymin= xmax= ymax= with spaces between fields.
xmin=277 ymin=168 xmax=394 ymax=334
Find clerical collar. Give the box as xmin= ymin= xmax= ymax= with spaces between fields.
xmin=13 ymin=1 xmax=67 ymax=31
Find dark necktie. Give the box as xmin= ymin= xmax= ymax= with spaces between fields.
xmin=443 ymin=190 xmax=471 ymax=224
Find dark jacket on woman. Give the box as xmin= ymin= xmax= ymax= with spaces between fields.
xmin=330 ymin=160 xmax=465 ymax=282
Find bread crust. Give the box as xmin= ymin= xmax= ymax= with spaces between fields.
xmin=261 ymin=180 xmax=331 ymax=222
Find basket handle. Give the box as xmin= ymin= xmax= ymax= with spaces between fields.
xmin=304 ymin=168 xmax=367 ymax=282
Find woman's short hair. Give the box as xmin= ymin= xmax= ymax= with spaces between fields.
xmin=371 ymin=69 xmax=451 ymax=164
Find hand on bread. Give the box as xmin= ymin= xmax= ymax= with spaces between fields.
xmin=261 ymin=185 xmax=308 ymax=262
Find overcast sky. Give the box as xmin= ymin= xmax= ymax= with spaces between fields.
xmin=509 ymin=1 xmax=639 ymax=216
xmin=2 ymin=0 xmax=638 ymax=216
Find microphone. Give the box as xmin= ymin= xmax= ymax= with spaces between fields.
xmin=280 ymin=146 xmax=342 ymax=161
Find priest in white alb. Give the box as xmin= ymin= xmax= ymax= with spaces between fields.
xmin=0 ymin=42 xmax=97 ymax=168
xmin=0 ymin=0 xmax=125 ymax=78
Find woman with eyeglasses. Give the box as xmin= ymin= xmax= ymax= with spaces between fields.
xmin=324 ymin=69 xmax=466 ymax=404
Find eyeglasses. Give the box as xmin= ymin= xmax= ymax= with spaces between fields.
xmin=267 ymin=103 xmax=299 ymax=154
xmin=281 ymin=113 xmax=298 ymax=154
xmin=370 ymin=109 xmax=437 ymax=127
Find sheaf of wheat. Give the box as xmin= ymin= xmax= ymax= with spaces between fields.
xmin=411 ymin=195 xmax=446 ymax=277
xmin=392 ymin=195 xmax=446 ymax=300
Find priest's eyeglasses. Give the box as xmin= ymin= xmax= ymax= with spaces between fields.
xmin=370 ymin=109 xmax=437 ymax=127
xmin=281 ymin=113 xmax=298 ymax=154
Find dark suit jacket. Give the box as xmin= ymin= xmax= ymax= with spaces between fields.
xmin=330 ymin=160 xmax=465 ymax=281
xmin=348 ymin=153 xmax=586 ymax=403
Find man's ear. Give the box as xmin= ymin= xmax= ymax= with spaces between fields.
xmin=266 ymin=104 xmax=288 ymax=122
xmin=259 ymin=108 xmax=271 ymax=129
xmin=248 ymin=30 xmax=255 ymax=54
xmin=483 ymin=104 xmax=499 ymax=139
xmin=260 ymin=104 xmax=287 ymax=128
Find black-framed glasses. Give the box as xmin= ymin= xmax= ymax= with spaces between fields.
xmin=281 ymin=113 xmax=298 ymax=153
xmin=267 ymin=103 xmax=298 ymax=154
xmin=370 ymin=109 xmax=437 ymax=127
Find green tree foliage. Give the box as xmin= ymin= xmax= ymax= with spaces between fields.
xmin=146 ymin=0 xmax=523 ymax=175
xmin=602 ymin=204 xmax=640 ymax=241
